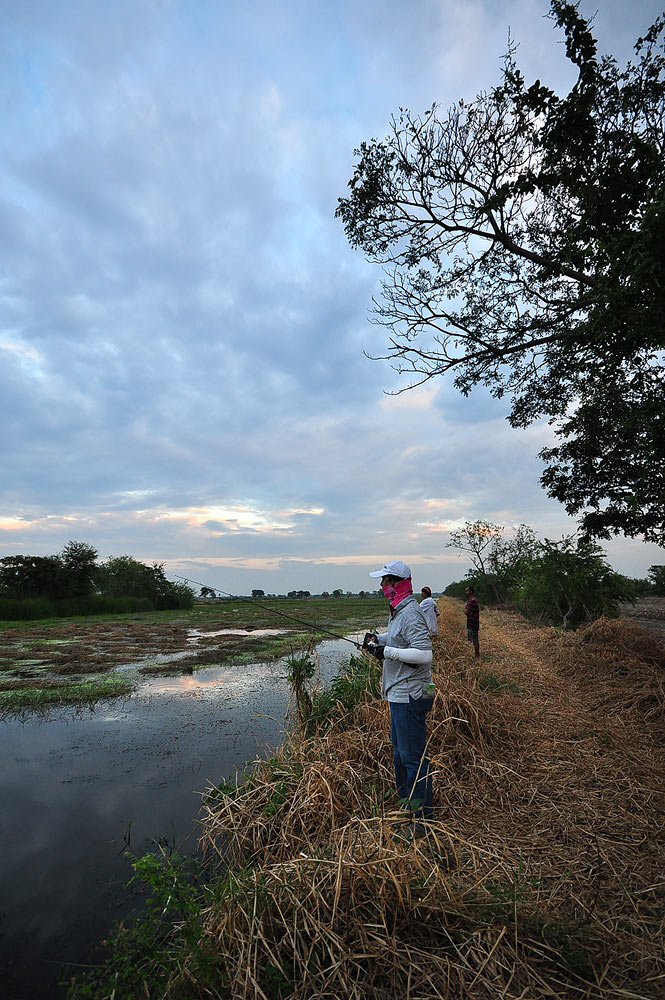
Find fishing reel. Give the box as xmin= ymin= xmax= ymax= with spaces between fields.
xmin=362 ymin=632 xmax=384 ymax=660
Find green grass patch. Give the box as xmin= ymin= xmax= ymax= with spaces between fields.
xmin=0 ymin=674 xmax=135 ymax=712
xmin=474 ymin=670 xmax=521 ymax=695
xmin=65 ymin=851 xmax=227 ymax=1000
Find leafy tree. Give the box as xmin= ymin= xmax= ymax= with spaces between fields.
xmin=515 ymin=536 xmax=634 ymax=628
xmin=0 ymin=554 xmax=64 ymax=600
xmin=447 ymin=520 xmax=505 ymax=601
xmin=648 ymin=565 xmax=665 ymax=595
xmin=337 ymin=1 xmax=665 ymax=544
xmin=443 ymin=579 xmax=471 ymax=600
xmin=619 ymin=576 xmax=654 ymax=599
xmin=96 ymin=556 xmax=193 ymax=609
xmin=0 ymin=541 xmax=97 ymax=601
xmin=486 ymin=524 xmax=540 ymax=602
xmin=96 ymin=556 xmax=156 ymax=599
xmin=59 ymin=540 xmax=98 ymax=598
xmin=200 ymin=586 xmax=216 ymax=598
xmin=251 ymin=589 xmax=265 ymax=598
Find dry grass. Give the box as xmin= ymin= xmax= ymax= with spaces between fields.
xmin=189 ymin=599 xmax=665 ymax=999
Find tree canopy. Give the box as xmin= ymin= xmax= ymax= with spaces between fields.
xmin=445 ymin=520 xmax=635 ymax=627
xmin=337 ymin=1 xmax=665 ymax=544
xmin=0 ymin=542 xmax=194 ymax=617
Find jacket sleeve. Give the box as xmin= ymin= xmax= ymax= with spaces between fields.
xmin=383 ymin=646 xmax=433 ymax=665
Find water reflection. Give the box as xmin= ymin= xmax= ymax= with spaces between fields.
xmin=187 ymin=627 xmax=289 ymax=639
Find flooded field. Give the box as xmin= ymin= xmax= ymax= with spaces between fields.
xmin=0 ymin=595 xmax=385 ymax=706
xmin=0 ymin=597 xmax=384 ymax=999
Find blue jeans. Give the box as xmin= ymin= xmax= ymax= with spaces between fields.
xmin=389 ymin=696 xmax=433 ymax=820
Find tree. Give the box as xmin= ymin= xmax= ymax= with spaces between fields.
xmin=0 ymin=554 xmax=64 ymax=600
xmin=447 ymin=520 xmax=505 ymax=602
xmin=648 ymin=565 xmax=665 ymax=595
xmin=95 ymin=556 xmax=194 ymax=609
xmin=337 ymin=1 xmax=665 ymax=544
xmin=252 ymin=589 xmax=265 ymax=598
xmin=486 ymin=524 xmax=540 ymax=602
xmin=59 ymin=540 xmax=98 ymax=598
xmin=96 ymin=556 xmax=156 ymax=599
xmin=0 ymin=540 xmax=98 ymax=601
xmin=515 ymin=536 xmax=634 ymax=628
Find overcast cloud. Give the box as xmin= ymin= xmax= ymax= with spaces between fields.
xmin=1 ymin=0 xmax=663 ymax=594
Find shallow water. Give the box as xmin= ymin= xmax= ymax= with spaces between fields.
xmin=0 ymin=637 xmax=360 ymax=999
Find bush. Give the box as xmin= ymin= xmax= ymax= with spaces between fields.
xmin=54 ymin=595 xmax=155 ymax=617
xmin=515 ymin=537 xmax=635 ymax=629
xmin=0 ymin=596 xmax=55 ymax=620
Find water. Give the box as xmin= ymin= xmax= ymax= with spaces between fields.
xmin=0 ymin=637 xmax=359 ymax=999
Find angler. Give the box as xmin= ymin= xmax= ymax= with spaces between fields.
xmin=362 ymin=560 xmax=434 ymax=841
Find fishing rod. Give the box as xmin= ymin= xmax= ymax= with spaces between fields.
xmin=174 ymin=574 xmax=364 ymax=649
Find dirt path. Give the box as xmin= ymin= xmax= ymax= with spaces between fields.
xmin=621 ymin=596 xmax=665 ymax=641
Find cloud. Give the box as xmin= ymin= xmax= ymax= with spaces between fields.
xmin=1 ymin=0 xmax=663 ymax=593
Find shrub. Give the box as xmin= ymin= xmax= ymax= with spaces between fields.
xmin=306 ymin=654 xmax=381 ymax=732
xmin=0 ymin=596 xmax=55 ymax=620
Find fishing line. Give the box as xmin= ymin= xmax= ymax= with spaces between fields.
xmin=174 ymin=574 xmax=363 ymax=648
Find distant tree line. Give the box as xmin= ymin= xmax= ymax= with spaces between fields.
xmin=444 ymin=521 xmax=661 ymax=630
xmin=241 ymin=590 xmax=383 ymax=600
xmin=0 ymin=541 xmax=194 ymax=621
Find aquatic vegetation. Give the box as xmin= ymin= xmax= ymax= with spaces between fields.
xmin=0 ymin=674 xmax=135 ymax=712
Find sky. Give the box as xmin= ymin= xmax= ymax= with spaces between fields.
xmin=1 ymin=0 xmax=663 ymax=596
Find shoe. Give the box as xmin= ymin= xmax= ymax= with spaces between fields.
xmin=392 ymin=822 xmax=428 ymax=844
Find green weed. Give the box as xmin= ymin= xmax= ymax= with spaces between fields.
xmin=475 ymin=671 xmax=521 ymax=695
xmin=306 ymin=654 xmax=380 ymax=732
xmin=66 ymin=852 xmax=226 ymax=999
xmin=0 ymin=674 xmax=135 ymax=712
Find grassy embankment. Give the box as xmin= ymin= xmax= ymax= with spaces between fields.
xmin=69 ymin=598 xmax=665 ymax=999
xmin=0 ymin=595 xmax=386 ymax=712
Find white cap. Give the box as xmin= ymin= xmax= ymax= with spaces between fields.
xmin=368 ymin=560 xmax=411 ymax=579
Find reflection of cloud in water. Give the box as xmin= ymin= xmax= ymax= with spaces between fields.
xmin=143 ymin=661 xmax=285 ymax=696
xmin=187 ymin=627 xmax=289 ymax=640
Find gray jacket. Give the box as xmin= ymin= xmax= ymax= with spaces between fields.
xmin=378 ymin=594 xmax=433 ymax=703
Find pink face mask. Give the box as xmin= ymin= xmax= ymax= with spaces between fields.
xmin=382 ymin=576 xmax=413 ymax=609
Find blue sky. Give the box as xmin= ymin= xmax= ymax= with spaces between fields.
xmin=1 ymin=0 xmax=663 ymax=594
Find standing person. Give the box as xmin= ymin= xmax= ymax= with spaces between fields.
xmin=464 ymin=585 xmax=480 ymax=657
xmin=363 ymin=560 xmax=434 ymax=840
xmin=419 ymin=586 xmax=439 ymax=636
